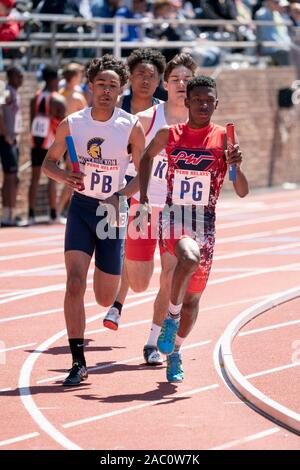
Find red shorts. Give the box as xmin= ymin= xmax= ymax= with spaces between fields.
xmin=125 ymin=198 xmax=166 ymax=262
xmin=161 ymin=234 xmax=214 ymax=293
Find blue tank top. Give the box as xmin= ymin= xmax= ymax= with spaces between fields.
xmin=121 ymin=93 xmax=160 ymax=113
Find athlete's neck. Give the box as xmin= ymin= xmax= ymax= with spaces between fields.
xmin=91 ymin=106 xmax=115 ymax=122
xmin=188 ymin=118 xmax=212 ymax=129
xmin=65 ymin=83 xmax=76 ymax=93
xmin=164 ymin=101 xmax=188 ymax=125
xmin=130 ymin=95 xmax=154 ymax=115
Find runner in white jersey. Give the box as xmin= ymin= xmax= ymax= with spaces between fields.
xmin=101 ymin=49 xmax=166 ymax=332
xmin=42 ymin=55 xmax=145 ymax=386
xmin=103 ymin=53 xmax=198 ymax=365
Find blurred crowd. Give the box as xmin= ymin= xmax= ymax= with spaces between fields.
xmin=0 ymin=0 xmax=300 ymax=66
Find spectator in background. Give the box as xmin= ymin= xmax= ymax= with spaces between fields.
xmin=0 ymin=0 xmax=21 ymax=62
xmin=290 ymin=2 xmax=300 ymax=26
xmin=0 ymin=0 xmax=20 ymax=41
xmin=58 ymin=63 xmax=87 ymax=220
xmin=28 ymin=66 xmax=66 ymax=225
xmin=0 ymin=66 xmax=23 ymax=226
xmin=91 ymin=0 xmax=122 ymax=34
xmin=289 ymin=2 xmax=300 ymax=78
xmin=255 ymin=0 xmax=291 ymax=65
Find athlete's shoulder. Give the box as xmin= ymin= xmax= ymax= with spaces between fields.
xmin=136 ymin=104 xmax=156 ymax=121
xmin=211 ymin=122 xmax=226 ymax=133
xmin=116 ymin=106 xmax=138 ymax=125
xmin=67 ymin=107 xmax=89 ymax=121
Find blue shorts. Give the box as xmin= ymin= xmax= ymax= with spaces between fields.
xmin=65 ymin=192 xmax=126 ymax=275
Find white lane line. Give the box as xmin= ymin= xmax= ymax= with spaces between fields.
xmin=0 ymin=342 xmax=37 ymax=353
xmin=210 ymin=427 xmax=280 ymax=450
xmin=0 ymin=432 xmax=40 ymax=448
xmin=18 ymin=295 xmax=157 ymax=450
xmin=62 ymin=384 xmax=219 ymax=429
xmin=0 ymin=248 xmax=62 ymax=262
xmin=216 ymin=225 xmax=300 ymax=245
xmin=37 ymin=340 xmax=211 ymax=385
xmin=0 ymin=263 xmax=64 ymax=279
xmin=0 ymin=290 xmax=158 ymax=323
xmin=208 ymin=261 xmax=300 ymax=286
xmin=218 ymin=211 xmax=300 ymax=229
xmin=213 ymin=241 xmax=300 ymax=262
xmin=0 ymin=281 xmax=66 ymax=305
xmin=239 ymin=318 xmax=300 ymax=336
xmin=246 ymin=361 xmax=300 ymax=380
xmin=0 ymin=388 xmax=12 ymax=392
xmin=0 ymin=233 xmax=63 ymax=249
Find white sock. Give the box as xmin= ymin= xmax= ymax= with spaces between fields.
xmin=167 ymin=301 xmax=182 ymax=321
xmin=174 ymin=335 xmax=184 ymax=353
xmin=146 ymin=323 xmax=161 ymax=347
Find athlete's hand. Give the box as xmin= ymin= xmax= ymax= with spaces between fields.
xmin=225 ymin=144 xmax=242 ymax=168
xmin=132 ymin=201 xmax=152 ymax=235
xmin=101 ymin=193 xmax=127 ymax=227
xmin=64 ymin=170 xmax=85 ymax=190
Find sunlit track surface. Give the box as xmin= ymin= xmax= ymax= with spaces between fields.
xmin=0 ymin=188 xmax=300 ymax=450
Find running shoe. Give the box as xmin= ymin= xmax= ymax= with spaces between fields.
xmin=103 ymin=306 xmax=120 ymax=331
xmin=166 ymin=352 xmax=184 ymax=382
xmin=157 ymin=318 xmax=179 ymax=355
xmin=143 ymin=345 xmax=163 ymax=365
xmin=62 ymin=362 xmax=88 ymax=386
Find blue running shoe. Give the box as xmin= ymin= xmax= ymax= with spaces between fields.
xmin=167 ymin=352 xmax=184 ymax=382
xmin=157 ymin=318 xmax=179 ymax=355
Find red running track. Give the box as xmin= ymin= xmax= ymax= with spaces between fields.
xmin=0 ymin=187 xmax=300 ymax=450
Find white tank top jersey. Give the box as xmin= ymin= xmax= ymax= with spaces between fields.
xmin=135 ymin=103 xmax=168 ymax=207
xmin=68 ymin=107 xmax=138 ymax=200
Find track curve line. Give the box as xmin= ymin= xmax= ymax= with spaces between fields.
xmin=220 ymin=286 xmax=300 ymax=435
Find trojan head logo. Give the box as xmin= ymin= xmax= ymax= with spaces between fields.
xmin=87 ymin=137 xmax=105 ymax=159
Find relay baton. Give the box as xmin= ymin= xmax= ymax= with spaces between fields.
xmin=65 ymin=135 xmax=85 ymax=190
xmin=226 ymin=123 xmax=236 ymax=182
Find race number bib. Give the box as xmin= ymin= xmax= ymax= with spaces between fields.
xmin=31 ymin=116 xmax=50 ymax=138
xmin=83 ymin=162 xmax=120 ymax=199
xmin=172 ymin=169 xmax=211 ymax=206
xmin=14 ymin=111 xmax=22 ymax=134
xmin=151 ymin=153 xmax=168 ymax=184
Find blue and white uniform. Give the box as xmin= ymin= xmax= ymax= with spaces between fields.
xmin=65 ymin=106 xmax=138 ymax=275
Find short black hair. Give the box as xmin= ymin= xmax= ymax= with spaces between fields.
xmin=186 ymin=76 xmax=217 ymax=98
xmin=164 ymin=53 xmax=197 ymax=82
xmin=86 ymin=55 xmax=129 ymax=87
xmin=6 ymin=66 xmax=23 ymax=79
xmin=127 ymin=48 xmax=166 ymax=75
xmin=42 ymin=65 xmax=58 ymax=83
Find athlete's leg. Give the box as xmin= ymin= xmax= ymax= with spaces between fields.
xmin=64 ymin=250 xmax=91 ymax=338
xmin=178 ymin=290 xmax=202 ymax=339
xmin=143 ymin=251 xmax=176 ymax=365
xmin=28 ymin=165 xmax=41 ymax=219
xmin=93 ymin=267 xmax=121 ymax=307
xmin=48 ymin=178 xmax=57 ymax=220
xmin=126 ymin=258 xmax=154 ymax=292
xmin=153 ymin=251 xmax=177 ymax=327
xmin=157 ymin=237 xmax=200 ymax=355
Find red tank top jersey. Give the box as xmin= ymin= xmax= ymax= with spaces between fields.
xmin=165 ymin=122 xmax=227 ymax=215
xmin=32 ymin=91 xmax=60 ymax=150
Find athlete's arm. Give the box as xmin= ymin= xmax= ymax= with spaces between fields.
xmin=118 ymin=120 xmax=145 ymax=198
xmin=225 ymin=133 xmax=249 ymax=198
xmin=139 ymin=126 xmax=169 ymax=204
xmin=42 ymin=119 xmax=84 ymax=189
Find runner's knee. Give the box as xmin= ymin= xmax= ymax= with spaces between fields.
xmin=66 ymin=274 xmax=86 ymax=297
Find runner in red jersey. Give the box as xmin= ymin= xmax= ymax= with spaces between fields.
xmin=138 ymin=75 xmax=249 ymax=382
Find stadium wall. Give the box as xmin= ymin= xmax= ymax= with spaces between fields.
xmin=0 ymin=67 xmax=299 ymax=218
